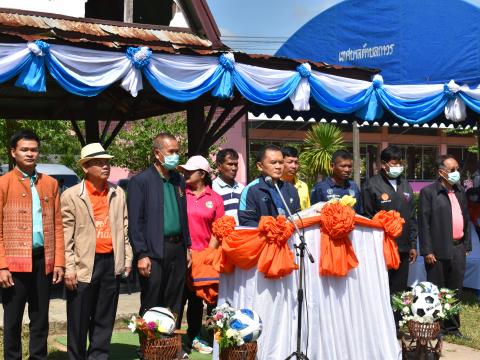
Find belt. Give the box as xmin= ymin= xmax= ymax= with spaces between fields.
xmin=164 ymin=235 xmax=182 ymax=243
xmin=452 ymin=239 xmax=464 ymax=246
xmin=32 ymin=247 xmax=44 ymax=257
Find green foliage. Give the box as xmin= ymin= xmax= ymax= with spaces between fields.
xmin=299 ymin=123 xmax=345 ymax=185
xmin=109 ymin=116 xmax=188 ymax=173
xmin=108 ymin=115 xmax=223 ymax=173
xmin=0 ymin=119 xmax=82 ymax=173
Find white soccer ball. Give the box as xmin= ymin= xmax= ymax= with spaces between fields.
xmin=412 ymin=292 xmax=442 ymax=320
xmin=228 ymin=309 xmax=263 ymax=343
xmin=412 ymin=281 xmax=439 ymax=297
xmin=142 ymin=307 xmax=176 ymax=335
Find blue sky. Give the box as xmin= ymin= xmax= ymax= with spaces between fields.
xmin=207 ymin=0 xmax=343 ymax=54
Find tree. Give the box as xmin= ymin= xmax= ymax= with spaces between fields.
xmin=108 ymin=114 xmax=223 ymax=173
xmin=299 ymin=123 xmax=345 ymax=185
xmin=0 ymin=119 xmax=82 ymax=172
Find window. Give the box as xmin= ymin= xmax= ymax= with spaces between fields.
xmin=395 ymin=145 xmax=438 ymax=180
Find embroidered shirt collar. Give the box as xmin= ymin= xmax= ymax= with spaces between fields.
xmin=327 ymin=176 xmax=350 ymax=189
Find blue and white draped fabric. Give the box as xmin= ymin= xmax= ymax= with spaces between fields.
xmin=1 ymin=41 xmax=480 ymax=124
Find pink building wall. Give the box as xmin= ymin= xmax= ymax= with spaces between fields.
xmin=217 ymin=115 xmax=247 ymax=186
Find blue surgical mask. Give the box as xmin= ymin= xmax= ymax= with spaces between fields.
xmin=446 ymin=170 xmax=460 ymax=185
xmin=387 ymin=165 xmax=404 ymax=178
xmin=161 ymin=153 xmax=179 ymax=170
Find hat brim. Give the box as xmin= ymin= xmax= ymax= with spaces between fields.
xmin=78 ymin=154 xmax=114 ymax=165
xmin=178 ymin=164 xmax=210 ymax=173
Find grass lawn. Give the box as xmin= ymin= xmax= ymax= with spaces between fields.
xmin=0 ymin=290 xmax=478 ymax=358
xmin=52 ymin=332 xmax=212 ymax=360
xmin=443 ymin=289 xmax=480 ymax=350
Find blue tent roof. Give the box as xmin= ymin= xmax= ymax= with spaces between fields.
xmin=276 ymin=0 xmax=480 ymax=86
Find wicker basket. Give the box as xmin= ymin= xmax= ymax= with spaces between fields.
xmin=139 ymin=334 xmax=181 ymax=360
xmin=407 ymin=320 xmax=441 ymax=341
xmin=220 ymin=342 xmax=258 ymax=360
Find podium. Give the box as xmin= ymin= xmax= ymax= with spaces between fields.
xmin=214 ymin=222 xmax=402 ymax=360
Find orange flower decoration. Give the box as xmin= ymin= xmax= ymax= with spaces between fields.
xmin=259 ymin=216 xmax=294 ymax=245
xmin=373 ymin=210 xmax=405 ymax=270
xmin=212 ymin=215 xmax=236 ymax=243
xmin=319 ymin=202 xmax=358 ymax=276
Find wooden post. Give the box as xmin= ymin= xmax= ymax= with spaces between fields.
xmin=124 ymin=0 xmax=133 ymax=22
xmin=85 ymin=99 xmax=99 ymax=144
xmin=187 ymin=104 xmax=207 ymax=157
xmin=477 ymin=117 xmax=480 ymax=161
xmin=352 ymin=120 xmax=361 ymax=187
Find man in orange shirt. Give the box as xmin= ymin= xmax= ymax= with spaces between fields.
xmin=61 ymin=143 xmax=133 ymax=359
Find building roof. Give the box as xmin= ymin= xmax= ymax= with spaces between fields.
xmin=0 ymin=6 xmax=378 ymax=122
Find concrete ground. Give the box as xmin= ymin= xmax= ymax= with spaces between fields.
xmin=0 ymin=293 xmax=478 ymax=359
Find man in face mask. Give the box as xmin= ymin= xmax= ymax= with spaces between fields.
xmin=127 ymin=133 xmax=191 ymax=321
xmin=418 ymin=155 xmax=471 ymax=337
xmin=362 ymin=145 xmax=417 ymax=335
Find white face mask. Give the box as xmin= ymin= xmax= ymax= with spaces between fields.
xmin=446 ymin=170 xmax=460 ymax=185
xmin=386 ymin=165 xmax=404 ymax=178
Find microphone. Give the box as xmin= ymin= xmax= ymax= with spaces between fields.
xmin=264 ymin=176 xmax=314 ymax=263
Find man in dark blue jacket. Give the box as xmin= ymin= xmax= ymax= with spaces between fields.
xmin=239 ymin=145 xmax=300 ymax=227
xmin=127 ymin=133 xmax=191 ymax=317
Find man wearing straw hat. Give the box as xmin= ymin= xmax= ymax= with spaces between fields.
xmin=61 ymin=143 xmax=133 ymax=359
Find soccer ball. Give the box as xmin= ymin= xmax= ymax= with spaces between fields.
xmin=412 ymin=281 xmax=439 ymax=297
xmin=412 ymin=293 xmax=442 ymax=320
xmin=142 ymin=307 xmax=176 ymax=334
xmin=228 ymin=309 xmax=263 ymax=343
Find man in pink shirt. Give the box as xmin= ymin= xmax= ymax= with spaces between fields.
xmin=418 ymin=155 xmax=471 ymax=337
xmin=178 ymin=155 xmax=224 ymax=355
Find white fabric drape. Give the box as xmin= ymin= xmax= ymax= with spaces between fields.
xmin=214 ymin=224 xmax=401 ymax=360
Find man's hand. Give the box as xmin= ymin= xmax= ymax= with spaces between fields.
xmin=124 ymin=267 xmax=132 ymax=278
xmin=0 ymin=269 xmax=14 ymax=288
xmin=187 ymin=249 xmax=192 ymax=268
xmin=424 ymin=253 xmax=437 ymax=265
xmin=409 ymin=249 xmax=418 ymax=264
xmin=64 ymin=272 xmax=77 ymax=291
xmin=52 ymin=266 xmax=64 ymax=284
xmin=138 ymin=257 xmax=151 ymax=278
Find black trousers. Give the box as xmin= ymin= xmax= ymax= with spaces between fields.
xmin=2 ymin=250 xmax=52 ymax=360
xmin=176 ymin=286 xmax=215 ymax=349
xmin=139 ymin=240 xmax=187 ymax=318
xmin=66 ymin=253 xmax=120 ymax=360
xmin=389 ymin=251 xmax=410 ymax=329
xmin=425 ymin=241 xmax=466 ymax=333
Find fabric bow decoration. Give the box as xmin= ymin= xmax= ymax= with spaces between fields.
xmin=256 ymin=216 xmax=298 ymax=278
xmin=319 ymin=202 xmax=358 ymax=276
xmin=373 ymin=210 xmax=404 ymax=270
xmin=208 ymin=215 xmax=237 ymax=274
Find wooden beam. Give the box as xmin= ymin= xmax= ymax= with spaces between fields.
xmin=104 ymin=118 xmax=128 ymax=149
xmin=209 ymin=106 xmax=248 ymax=145
xmin=70 ymin=120 xmax=86 ymax=147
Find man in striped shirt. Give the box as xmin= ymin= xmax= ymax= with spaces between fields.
xmin=212 ymin=149 xmax=244 ymax=225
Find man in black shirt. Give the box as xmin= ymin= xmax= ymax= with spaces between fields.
xmin=363 ymin=146 xmax=417 ymax=333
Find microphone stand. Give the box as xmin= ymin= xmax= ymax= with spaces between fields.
xmin=269 ymin=178 xmax=314 ymax=360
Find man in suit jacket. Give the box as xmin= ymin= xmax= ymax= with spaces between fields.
xmin=418 ymin=155 xmax=471 ymax=337
xmin=127 ymin=133 xmax=191 ymax=318
xmin=61 ymin=143 xmax=133 ymax=359
xmin=0 ymin=129 xmax=65 ymax=359
xmin=363 ymin=145 xmax=417 ymax=336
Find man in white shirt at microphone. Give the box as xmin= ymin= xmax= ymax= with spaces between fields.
xmin=238 ymin=145 xmax=301 ymax=227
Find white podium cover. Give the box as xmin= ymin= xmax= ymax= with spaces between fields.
xmin=408 ymin=222 xmax=480 ymax=290
xmin=215 ymin=224 xmax=401 ymax=360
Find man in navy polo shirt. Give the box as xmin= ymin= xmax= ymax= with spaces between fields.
xmin=310 ymin=150 xmax=362 ymax=214
xmin=239 ymin=145 xmax=300 ymax=227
